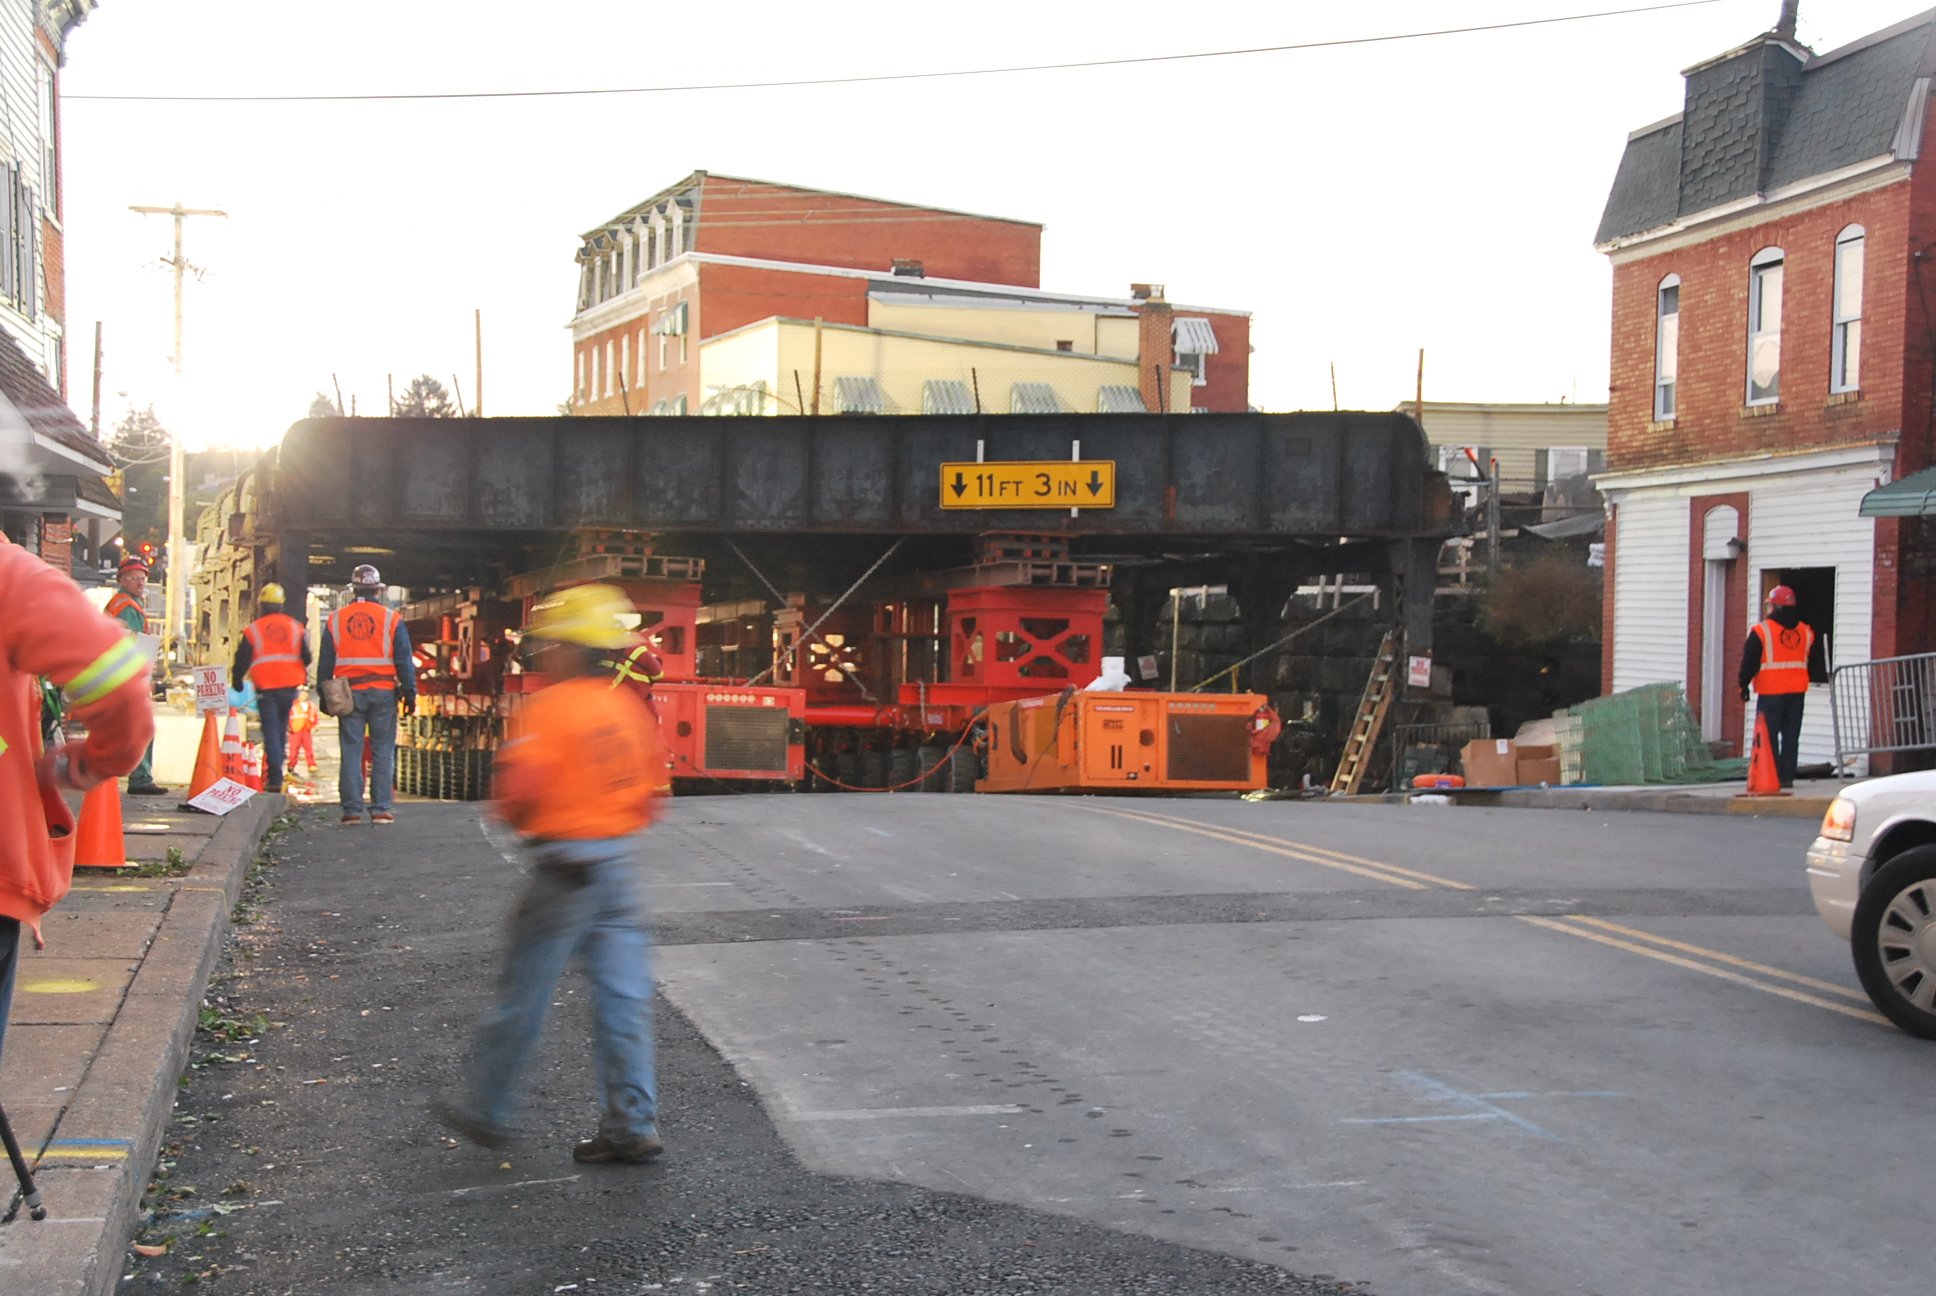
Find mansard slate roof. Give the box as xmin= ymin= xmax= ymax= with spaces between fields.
xmin=1596 ymin=12 xmax=1936 ymax=246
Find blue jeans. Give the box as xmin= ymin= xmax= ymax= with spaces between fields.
xmin=255 ymin=687 xmax=295 ymax=790
xmin=0 ymin=916 xmax=19 ymax=1068
xmin=467 ymin=838 xmax=657 ymax=1141
xmin=338 ymin=688 xmax=398 ymax=813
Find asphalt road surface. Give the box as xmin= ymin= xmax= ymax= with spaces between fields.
xmin=121 ymin=794 xmax=1917 ymax=1295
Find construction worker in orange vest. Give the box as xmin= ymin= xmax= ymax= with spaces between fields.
xmin=231 ymin=582 xmax=311 ymax=794
xmin=318 ymin=564 xmax=415 ymax=825
xmin=0 ymin=536 xmax=155 ymax=1073
xmin=1739 ymin=584 xmax=1830 ymax=789
xmin=287 ymin=688 xmax=318 ymax=777
xmin=605 ymin=637 xmax=664 ymax=720
xmin=104 ymin=553 xmax=167 ymax=796
xmin=432 ymin=583 xmax=668 ymax=1164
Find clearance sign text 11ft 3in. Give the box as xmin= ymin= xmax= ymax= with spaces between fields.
xmin=941 ymin=461 xmax=1116 ymax=510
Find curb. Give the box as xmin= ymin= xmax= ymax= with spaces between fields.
xmin=0 ymin=795 xmax=283 ymax=1296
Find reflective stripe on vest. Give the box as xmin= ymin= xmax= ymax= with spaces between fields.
xmin=329 ymin=603 xmax=400 ymax=690
xmin=245 ymin=613 xmax=307 ymax=689
xmin=608 ymin=645 xmax=662 ymax=690
xmin=1752 ymin=619 xmax=1813 ymax=696
xmin=64 ymin=634 xmax=150 ymax=708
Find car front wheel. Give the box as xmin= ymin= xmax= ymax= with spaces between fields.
xmin=1851 ymin=844 xmax=1936 ymax=1039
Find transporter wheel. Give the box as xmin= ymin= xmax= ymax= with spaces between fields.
xmin=835 ymin=752 xmax=862 ymax=789
xmin=887 ymin=747 xmax=920 ymax=791
xmin=916 ymin=745 xmax=946 ymax=792
xmin=946 ymin=748 xmax=980 ymax=794
xmin=1852 ymin=845 xmax=1936 ymax=1040
xmin=859 ymin=749 xmax=890 ymax=790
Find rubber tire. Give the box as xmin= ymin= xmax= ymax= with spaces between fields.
xmin=859 ymin=750 xmax=890 ymax=790
xmin=835 ymin=752 xmax=862 ymax=790
xmin=1851 ymin=844 xmax=1936 ymax=1040
xmin=887 ymin=747 xmax=920 ymax=792
xmin=946 ymin=748 xmax=979 ymax=794
xmin=915 ymin=745 xmax=946 ymax=792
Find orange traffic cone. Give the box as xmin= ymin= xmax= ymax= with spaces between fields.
xmin=220 ymin=710 xmax=245 ymax=782
xmin=245 ymin=744 xmax=263 ymax=792
xmin=1746 ymin=712 xmax=1786 ymax=797
xmin=182 ymin=710 xmax=225 ymax=805
xmin=73 ymin=780 xmax=131 ymax=869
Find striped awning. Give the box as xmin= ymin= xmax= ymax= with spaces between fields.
xmin=1171 ymin=316 xmax=1220 ymax=354
xmin=1096 ymin=385 xmax=1146 ymax=413
xmin=922 ymin=379 xmax=975 ymax=415
xmin=1009 ymin=382 xmax=1066 ymax=415
xmin=1860 ymin=466 xmax=1936 ymax=517
xmin=832 ymin=376 xmax=890 ymax=415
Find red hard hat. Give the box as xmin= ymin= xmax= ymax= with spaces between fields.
xmin=118 ymin=553 xmax=150 ymax=575
xmin=1767 ymin=584 xmax=1797 ymax=608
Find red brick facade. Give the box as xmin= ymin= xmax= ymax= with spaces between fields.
xmin=693 ymin=176 xmax=1041 ymax=287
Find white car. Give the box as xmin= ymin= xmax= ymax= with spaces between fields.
xmin=1807 ymin=769 xmax=1936 ymax=1037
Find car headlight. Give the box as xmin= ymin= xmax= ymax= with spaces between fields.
xmin=1820 ymin=797 xmax=1856 ymax=843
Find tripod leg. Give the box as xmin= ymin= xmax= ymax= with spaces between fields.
xmin=0 ymin=1101 xmax=45 ymax=1221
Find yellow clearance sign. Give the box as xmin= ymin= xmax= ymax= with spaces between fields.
xmin=940 ymin=460 xmax=1117 ymax=510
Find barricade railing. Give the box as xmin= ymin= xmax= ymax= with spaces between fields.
xmin=1830 ymin=652 xmax=1936 ymax=774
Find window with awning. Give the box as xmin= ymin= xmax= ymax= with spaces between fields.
xmin=832 ymin=376 xmax=890 ymax=415
xmin=1096 ymin=385 xmax=1146 ymax=413
xmin=922 ymin=379 xmax=974 ymax=415
xmin=1009 ymin=382 xmax=1066 ymax=415
xmin=1859 ymin=467 xmax=1936 ymax=517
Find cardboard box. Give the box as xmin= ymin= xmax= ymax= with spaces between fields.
xmin=1459 ymin=738 xmax=1518 ymax=788
xmin=1517 ymin=757 xmax=1562 ymax=787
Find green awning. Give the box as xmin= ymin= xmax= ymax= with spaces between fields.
xmin=1860 ymin=466 xmax=1936 ymax=518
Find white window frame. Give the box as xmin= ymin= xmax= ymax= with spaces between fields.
xmin=636 ymin=328 xmax=645 ymax=387
xmin=577 ymin=349 xmax=586 ymax=400
xmin=1546 ymin=445 xmax=1591 ymax=482
xmin=1747 ymin=246 xmax=1783 ymax=406
xmin=620 ymin=334 xmax=629 ymax=387
xmin=1654 ymin=273 xmax=1679 ymax=420
xmin=1832 ymin=225 xmax=1864 ymax=394
xmin=604 ymin=341 xmax=614 ymax=397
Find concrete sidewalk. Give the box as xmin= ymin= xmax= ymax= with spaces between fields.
xmin=1432 ymin=777 xmax=1851 ymax=819
xmin=0 ymin=789 xmax=284 ymax=1296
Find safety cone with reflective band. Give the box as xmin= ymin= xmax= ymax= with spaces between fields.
xmin=245 ymin=744 xmax=263 ymax=792
xmin=1745 ymin=712 xmax=1786 ymax=797
xmin=220 ymin=710 xmax=245 ymax=783
xmin=182 ymin=710 xmax=225 ymax=805
xmin=73 ymin=780 xmax=132 ymax=869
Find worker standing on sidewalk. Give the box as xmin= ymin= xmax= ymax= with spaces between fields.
xmin=287 ymin=688 xmax=318 ymax=778
xmin=230 ymin=582 xmax=310 ymax=794
xmin=1739 ymin=584 xmax=1830 ymax=789
xmin=318 ymin=564 xmax=414 ymax=826
xmin=104 ymin=553 xmax=167 ymax=797
xmin=0 ymin=539 xmax=154 ymax=1070
xmin=432 ymin=583 xmax=669 ymax=1164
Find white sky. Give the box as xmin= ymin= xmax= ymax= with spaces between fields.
xmin=54 ymin=0 xmax=1922 ymax=450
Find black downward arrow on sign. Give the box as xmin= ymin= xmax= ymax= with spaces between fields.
xmin=1086 ymin=470 xmax=1104 ymax=496
xmin=950 ymin=472 xmax=967 ymax=497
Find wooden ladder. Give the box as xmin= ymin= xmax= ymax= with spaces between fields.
xmin=1329 ymin=630 xmax=1401 ymax=796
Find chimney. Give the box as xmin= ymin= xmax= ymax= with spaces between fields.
xmin=1774 ymin=1 xmax=1799 ymax=41
xmin=891 ymin=258 xmax=924 ymax=278
xmin=1134 ymin=296 xmax=1174 ymax=413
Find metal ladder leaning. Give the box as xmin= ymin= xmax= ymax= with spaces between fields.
xmin=1329 ymin=630 xmax=1400 ymax=796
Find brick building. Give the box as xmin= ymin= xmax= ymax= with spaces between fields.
xmin=0 ymin=0 xmax=112 ymax=575
xmin=567 ymin=172 xmax=1249 ymax=419
xmin=1593 ymin=7 xmax=1936 ymax=765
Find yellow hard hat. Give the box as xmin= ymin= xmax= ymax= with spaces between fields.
xmin=260 ymin=582 xmax=287 ymax=604
xmin=527 ymin=584 xmax=640 ymax=650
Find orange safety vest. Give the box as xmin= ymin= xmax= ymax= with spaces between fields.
xmin=1752 ymin=618 xmax=1815 ymax=696
xmin=327 ymin=601 xmax=400 ymax=691
xmin=104 ymin=590 xmax=144 ymax=629
xmin=244 ymin=612 xmax=307 ymax=690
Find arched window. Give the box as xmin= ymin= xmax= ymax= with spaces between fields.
xmin=1747 ymin=247 xmax=1784 ymax=405
xmin=1833 ymin=225 xmax=1865 ymax=393
xmin=1655 ymin=273 xmax=1680 ymax=420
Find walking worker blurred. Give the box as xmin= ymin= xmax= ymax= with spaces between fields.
xmin=0 ymin=538 xmax=155 ymax=1070
xmin=286 ymin=688 xmax=318 ymax=776
xmin=318 ymin=564 xmax=414 ymax=826
xmin=605 ymin=636 xmax=664 ymax=720
xmin=230 ymin=582 xmax=310 ymax=793
xmin=1739 ymin=584 xmax=1830 ymax=789
xmin=432 ymin=583 xmax=669 ymax=1164
xmin=104 ymin=553 xmax=167 ymax=796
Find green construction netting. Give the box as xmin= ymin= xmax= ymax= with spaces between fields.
xmin=1555 ymin=683 xmax=1748 ymax=786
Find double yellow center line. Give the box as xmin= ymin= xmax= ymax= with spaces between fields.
xmin=1076 ymin=803 xmax=1885 ymax=1028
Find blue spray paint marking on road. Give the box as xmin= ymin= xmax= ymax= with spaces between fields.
xmin=1339 ymin=1071 xmax=1624 ymax=1140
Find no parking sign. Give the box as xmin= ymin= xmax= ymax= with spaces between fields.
xmin=192 ymin=665 xmax=226 ymax=713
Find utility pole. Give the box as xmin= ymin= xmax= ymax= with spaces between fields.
xmin=474 ymin=308 xmax=484 ymax=417
xmin=130 ymin=202 xmax=226 ymax=669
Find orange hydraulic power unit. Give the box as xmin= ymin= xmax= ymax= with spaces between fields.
xmin=978 ymin=690 xmax=1278 ymax=794
xmin=653 ymin=681 xmax=807 ymax=785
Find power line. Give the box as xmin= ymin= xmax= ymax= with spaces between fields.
xmin=67 ymin=1 xmax=1730 ymax=104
